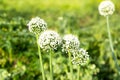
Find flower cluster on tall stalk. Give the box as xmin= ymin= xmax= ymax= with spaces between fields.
xmin=38 ymin=30 xmax=62 ymax=80
xmin=28 ymin=17 xmax=62 ymax=80
xmin=62 ymin=34 xmax=89 ymax=80
xmin=98 ymin=0 xmax=120 ymax=75
xmin=27 ymin=17 xmax=47 ymax=80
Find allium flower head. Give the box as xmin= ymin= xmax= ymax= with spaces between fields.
xmin=62 ymin=34 xmax=80 ymax=53
xmin=98 ymin=0 xmax=115 ymax=16
xmin=27 ymin=17 xmax=47 ymax=34
xmin=38 ymin=30 xmax=61 ymax=51
xmin=72 ymin=48 xmax=89 ymax=65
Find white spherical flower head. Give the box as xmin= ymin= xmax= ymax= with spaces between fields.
xmin=72 ymin=48 xmax=89 ymax=65
xmin=62 ymin=34 xmax=80 ymax=53
xmin=98 ymin=0 xmax=115 ymax=16
xmin=27 ymin=17 xmax=47 ymax=34
xmin=38 ymin=30 xmax=61 ymax=51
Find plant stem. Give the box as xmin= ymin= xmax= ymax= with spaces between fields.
xmin=77 ymin=65 xmax=80 ymax=80
xmin=106 ymin=16 xmax=120 ymax=74
xmin=9 ymin=47 xmax=12 ymax=63
xmin=50 ymin=49 xmax=53 ymax=80
xmin=106 ymin=16 xmax=114 ymax=54
xmin=68 ymin=51 xmax=73 ymax=80
xmin=7 ymin=40 xmax=13 ymax=63
xmin=36 ymin=35 xmax=45 ymax=80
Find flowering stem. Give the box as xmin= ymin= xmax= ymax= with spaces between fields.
xmin=50 ymin=49 xmax=53 ymax=80
xmin=106 ymin=16 xmax=120 ymax=74
xmin=77 ymin=65 xmax=80 ymax=80
xmin=68 ymin=51 xmax=73 ymax=80
xmin=36 ymin=35 xmax=45 ymax=80
xmin=106 ymin=16 xmax=114 ymax=54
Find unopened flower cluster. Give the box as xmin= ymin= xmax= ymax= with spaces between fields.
xmin=38 ymin=30 xmax=61 ymax=51
xmin=27 ymin=17 xmax=47 ymax=34
xmin=72 ymin=48 xmax=89 ymax=65
xmin=62 ymin=34 xmax=80 ymax=53
xmin=98 ymin=0 xmax=115 ymax=16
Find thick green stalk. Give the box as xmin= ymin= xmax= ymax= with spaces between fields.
xmin=36 ymin=35 xmax=45 ymax=80
xmin=77 ymin=65 xmax=80 ymax=80
xmin=106 ymin=16 xmax=120 ymax=74
xmin=68 ymin=51 xmax=73 ymax=80
xmin=50 ymin=49 xmax=53 ymax=80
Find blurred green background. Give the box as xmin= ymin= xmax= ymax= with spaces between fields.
xmin=0 ymin=0 xmax=120 ymax=80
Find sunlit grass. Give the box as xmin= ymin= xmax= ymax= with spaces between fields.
xmin=2 ymin=0 xmax=102 ymax=11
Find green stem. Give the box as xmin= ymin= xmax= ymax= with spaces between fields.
xmin=9 ymin=48 xmax=12 ymax=63
xmin=68 ymin=51 xmax=73 ymax=80
xmin=106 ymin=16 xmax=114 ymax=53
xmin=36 ymin=35 xmax=45 ymax=80
xmin=77 ymin=65 xmax=80 ymax=80
xmin=106 ymin=16 xmax=120 ymax=74
xmin=7 ymin=40 xmax=13 ymax=63
xmin=50 ymin=49 xmax=53 ymax=80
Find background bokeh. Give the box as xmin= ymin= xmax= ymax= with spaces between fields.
xmin=0 ymin=0 xmax=120 ymax=80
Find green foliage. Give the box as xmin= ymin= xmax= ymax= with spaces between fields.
xmin=0 ymin=0 xmax=120 ymax=80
